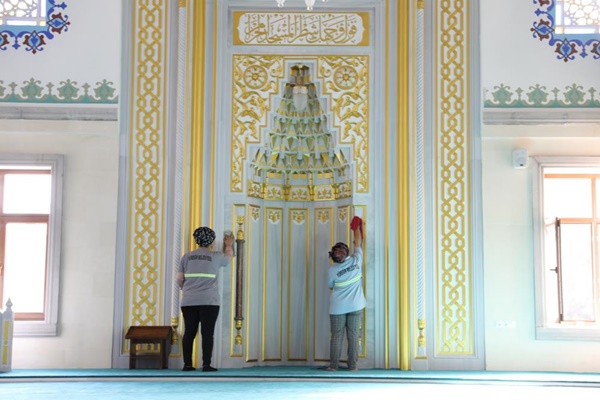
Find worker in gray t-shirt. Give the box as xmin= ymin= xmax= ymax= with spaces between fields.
xmin=176 ymin=227 xmax=234 ymax=372
xmin=321 ymin=216 xmax=365 ymax=372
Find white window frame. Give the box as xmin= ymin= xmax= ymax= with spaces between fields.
xmin=0 ymin=153 xmax=63 ymax=337
xmin=533 ymin=156 xmax=600 ymax=341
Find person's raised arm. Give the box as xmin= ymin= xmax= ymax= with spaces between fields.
xmin=350 ymin=216 xmax=363 ymax=248
xmin=223 ymin=231 xmax=235 ymax=261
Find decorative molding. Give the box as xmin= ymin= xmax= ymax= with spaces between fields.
xmin=125 ymin=0 xmax=168 ymax=329
xmin=483 ymin=108 xmax=600 ymax=125
xmin=435 ymin=0 xmax=472 ymax=356
xmin=0 ymin=0 xmax=70 ymax=54
xmin=414 ymin=0 xmax=426 ymax=359
xmin=484 ymin=83 xmax=600 ymax=108
xmin=0 ymin=78 xmax=118 ymax=104
xmin=0 ymin=105 xmax=118 ymax=121
xmin=316 ymin=209 xmax=329 ymax=224
xmin=337 ymin=207 xmax=347 ymax=223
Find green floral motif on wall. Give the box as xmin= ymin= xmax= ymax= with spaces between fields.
xmin=484 ymin=84 xmax=599 ymax=108
xmin=0 ymin=78 xmax=118 ymax=104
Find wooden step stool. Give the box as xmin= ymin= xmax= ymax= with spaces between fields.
xmin=125 ymin=326 xmax=172 ymax=369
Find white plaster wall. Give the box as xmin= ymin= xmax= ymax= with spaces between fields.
xmin=0 ymin=120 xmax=119 ymax=368
xmin=0 ymin=0 xmax=121 ymax=93
xmin=480 ymin=0 xmax=600 ymax=91
xmin=482 ymin=124 xmax=600 ymax=373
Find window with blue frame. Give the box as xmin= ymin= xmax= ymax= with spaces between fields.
xmin=0 ymin=0 xmax=70 ymax=54
xmin=532 ymin=0 xmax=600 ymax=61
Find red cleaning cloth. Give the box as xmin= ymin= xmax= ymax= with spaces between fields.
xmin=350 ymin=216 xmax=363 ymax=233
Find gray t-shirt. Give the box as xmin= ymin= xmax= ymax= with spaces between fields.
xmin=178 ymin=247 xmax=230 ymax=307
xmin=328 ymin=246 xmax=367 ymax=315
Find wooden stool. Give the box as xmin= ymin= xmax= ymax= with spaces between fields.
xmin=125 ymin=326 xmax=172 ymax=369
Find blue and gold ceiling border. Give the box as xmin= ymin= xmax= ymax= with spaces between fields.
xmin=531 ymin=0 xmax=600 ymax=62
xmin=0 ymin=0 xmax=70 ymax=54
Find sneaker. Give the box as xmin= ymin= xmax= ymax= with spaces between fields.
xmin=202 ymin=365 xmax=218 ymax=372
xmin=182 ymin=365 xmax=196 ymax=371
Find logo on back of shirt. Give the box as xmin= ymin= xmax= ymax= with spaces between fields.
xmin=189 ymin=255 xmax=212 ymax=261
xmin=337 ymin=264 xmax=359 ymax=278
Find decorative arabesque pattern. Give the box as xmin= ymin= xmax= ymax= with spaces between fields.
xmin=231 ymin=55 xmax=369 ymax=194
xmin=231 ymin=56 xmax=284 ymax=193
xmin=248 ymin=64 xmax=352 ymax=202
xmin=531 ymin=0 xmax=600 ymax=61
xmin=126 ymin=0 xmax=166 ymax=328
xmin=437 ymin=0 xmax=471 ymax=355
xmin=0 ymin=0 xmax=70 ymax=53
xmin=484 ymin=83 xmax=600 ymax=108
xmin=320 ymin=56 xmax=369 ymax=193
xmin=0 ymin=78 xmax=118 ymax=103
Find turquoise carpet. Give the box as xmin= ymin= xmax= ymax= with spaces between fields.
xmin=1 ymin=368 xmax=600 ymax=400
xmin=2 ymin=367 xmax=600 ymax=384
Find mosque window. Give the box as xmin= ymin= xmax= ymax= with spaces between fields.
xmin=0 ymin=0 xmax=47 ymax=26
xmin=0 ymin=154 xmax=63 ymax=336
xmin=555 ymin=0 xmax=600 ymax=34
xmin=531 ymin=0 xmax=600 ymax=61
xmin=0 ymin=0 xmax=70 ymax=54
xmin=532 ymin=157 xmax=600 ymax=340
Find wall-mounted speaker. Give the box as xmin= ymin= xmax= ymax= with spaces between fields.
xmin=512 ymin=148 xmax=529 ymax=169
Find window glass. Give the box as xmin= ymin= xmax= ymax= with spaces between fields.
xmin=3 ymin=222 xmax=48 ymax=316
xmin=543 ymin=177 xmax=592 ymax=218
xmin=556 ymin=0 xmax=600 ymax=34
xmin=0 ymin=0 xmax=46 ymax=26
xmin=559 ymin=223 xmax=595 ymax=322
xmin=543 ymin=220 xmax=559 ymax=323
xmin=3 ymin=173 xmax=51 ymax=214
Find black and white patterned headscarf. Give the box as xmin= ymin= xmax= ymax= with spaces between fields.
xmin=193 ymin=227 xmax=216 ymax=247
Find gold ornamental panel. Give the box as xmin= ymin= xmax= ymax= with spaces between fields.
xmin=231 ymin=55 xmax=369 ymax=194
xmin=436 ymin=0 xmax=472 ymax=356
xmin=126 ymin=0 xmax=168 ymax=329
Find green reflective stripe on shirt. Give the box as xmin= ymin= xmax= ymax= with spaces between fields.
xmin=334 ymin=274 xmax=362 ymax=287
xmin=184 ymin=273 xmax=216 ymax=278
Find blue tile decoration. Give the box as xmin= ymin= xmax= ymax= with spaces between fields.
xmin=0 ymin=0 xmax=70 ymax=54
xmin=531 ymin=0 xmax=600 ymax=62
